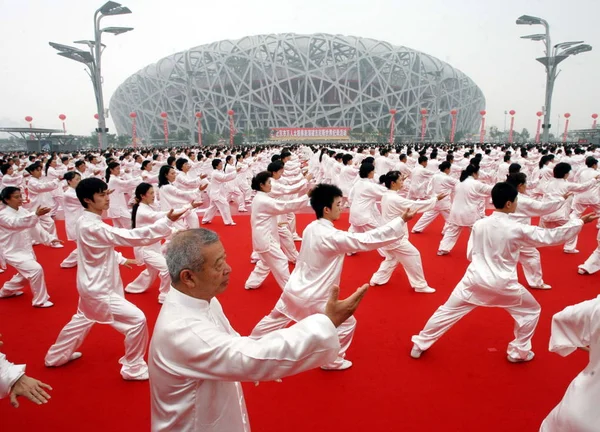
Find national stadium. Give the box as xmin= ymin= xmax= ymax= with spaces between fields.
xmin=109 ymin=33 xmax=486 ymax=141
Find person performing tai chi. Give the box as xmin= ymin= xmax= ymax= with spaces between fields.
xmin=59 ymin=171 xmax=83 ymax=268
xmin=149 ymin=228 xmax=368 ymax=432
xmin=250 ymin=184 xmax=414 ymax=370
xmin=45 ymin=178 xmax=185 ymax=380
xmin=411 ymin=182 xmax=596 ymax=363
xmin=539 ymin=296 xmax=600 ymax=431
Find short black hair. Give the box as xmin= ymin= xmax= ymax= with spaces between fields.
xmin=418 ymin=155 xmax=428 ymax=165
xmin=310 ymin=183 xmax=343 ymax=219
xmin=359 ymin=163 xmax=375 ymax=179
xmin=212 ymin=158 xmax=222 ymax=169
xmin=175 ymin=158 xmax=188 ymax=171
xmin=439 ymin=161 xmax=451 ymax=172
xmin=508 ymin=163 xmax=521 ymax=174
xmin=553 ymin=162 xmax=571 ymax=179
xmin=0 ymin=164 xmax=11 ymax=175
xmin=1 ymin=186 xmax=20 ymax=204
xmin=26 ymin=162 xmax=42 ymax=173
xmin=491 ymin=182 xmax=518 ymax=209
xmin=64 ymin=171 xmax=81 ymax=182
xmin=267 ymin=160 xmax=285 ymax=173
xmin=251 ymin=171 xmax=272 ymax=191
xmin=76 ymin=178 xmax=108 ymax=208
xmin=506 ymin=172 xmax=527 ymax=188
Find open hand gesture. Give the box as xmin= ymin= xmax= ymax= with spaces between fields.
xmin=401 ymin=208 xmax=417 ymax=222
xmin=167 ymin=208 xmax=187 ymax=222
xmin=9 ymin=375 xmax=53 ymax=408
xmin=325 ymin=284 xmax=369 ymax=327
xmin=35 ymin=207 xmax=52 ymax=217
xmin=190 ymin=201 xmax=203 ymax=209
xmin=122 ymin=259 xmax=140 ymax=269
xmin=436 ymin=193 xmax=448 ymax=201
xmin=580 ymin=213 xmax=599 ymax=224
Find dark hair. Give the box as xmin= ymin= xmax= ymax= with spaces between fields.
xmin=131 ymin=182 xmax=153 ymax=228
xmin=460 ymin=165 xmax=479 ymax=182
xmin=212 ymin=158 xmax=222 ymax=169
xmin=379 ymin=171 xmax=401 ymax=189
xmin=0 ymin=186 xmax=20 ymax=204
xmin=342 ymin=154 xmax=353 ymax=165
xmin=267 ymin=160 xmax=285 ymax=174
xmin=251 ymin=171 xmax=272 ymax=191
xmin=105 ymin=161 xmax=120 ymax=183
xmin=76 ymin=178 xmax=107 ymax=208
xmin=26 ymin=162 xmax=42 ymax=173
xmin=361 ymin=156 xmax=375 ymax=165
xmin=418 ymin=155 xmax=428 ymax=165
xmin=508 ymin=163 xmax=521 ymax=174
xmin=175 ymin=158 xmax=188 ymax=171
xmin=0 ymin=164 xmax=11 ymax=175
xmin=506 ymin=172 xmax=527 ymax=189
xmin=158 ymin=165 xmax=174 ymax=187
xmin=225 ymin=156 xmax=233 ymax=170
xmin=141 ymin=160 xmax=152 ymax=171
xmin=491 ymin=182 xmax=518 ymax=209
xmin=310 ymin=183 xmax=343 ymax=218
xmin=281 ymin=150 xmax=292 ymax=160
xmin=585 ymin=156 xmax=598 ymax=168
xmin=64 ymin=171 xmax=80 ymax=183
xmin=439 ymin=161 xmax=451 ymax=172
xmin=553 ymin=162 xmax=571 ymax=179
xmin=271 ymin=154 xmax=282 ymax=163
xmin=538 ymin=155 xmax=551 ymax=169
xmin=503 ymin=154 xmax=511 ymax=162
xmin=75 ymin=160 xmax=86 ymax=169
xmin=44 ymin=158 xmax=54 ymax=176
xmin=167 ymin=156 xmax=176 ymax=166
xmin=359 ymin=163 xmax=375 ymax=178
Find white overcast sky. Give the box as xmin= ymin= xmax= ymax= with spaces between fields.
xmin=1 ymin=0 xmax=598 ymax=136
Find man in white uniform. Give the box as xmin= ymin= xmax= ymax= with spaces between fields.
xmin=411 ymin=182 xmax=596 ymax=362
xmin=149 ymin=228 xmax=368 ymax=432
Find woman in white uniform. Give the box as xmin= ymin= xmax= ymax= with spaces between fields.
xmin=105 ymin=162 xmax=140 ymax=229
xmin=201 ymin=159 xmax=239 ymax=226
xmin=157 ymin=166 xmax=202 ymax=230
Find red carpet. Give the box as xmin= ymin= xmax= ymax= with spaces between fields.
xmin=1 ymin=212 xmax=598 ymax=431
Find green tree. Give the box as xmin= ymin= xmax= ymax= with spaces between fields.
xmin=233 ymin=132 xmax=244 ymax=146
xmin=520 ymin=128 xmax=530 ymax=142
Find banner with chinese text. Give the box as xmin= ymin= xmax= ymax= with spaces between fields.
xmin=270 ymin=127 xmax=350 ymax=140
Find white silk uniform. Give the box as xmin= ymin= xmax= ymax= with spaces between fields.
xmin=348 ymin=178 xmax=386 ymax=232
xmin=149 ymin=289 xmax=339 ymax=432
xmin=59 ymin=187 xmax=85 ymax=268
xmin=540 ymin=296 xmax=600 ymax=431
xmin=27 ymin=176 xmax=59 ymax=238
xmin=412 ymin=213 xmax=584 ymax=360
xmin=125 ymin=203 xmax=182 ymax=303
xmin=407 ymin=165 xmax=434 ymax=200
xmin=0 ymin=206 xmax=54 ymax=306
xmin=159 ymin=183 xmax=200 ymax=230
xmin=438 ymin=176 xmax=493 ymax=253
xmin=251 ymin=218 xmax=406 ymax=369
xmin=107 ymin=175 xmax=140 ymax=228
xmin=244 ymin=192 xmax=309 ymax=290
xmin=202 ymin=170 xmax=237 ymax=225
xmin=370 ymin=192 xmax=436 ymax=289
xmin=0 ymin=352 xmax=25 ymax=399
xmin=45 ymin=212 xmax=174 ymax=379
xmin=412 ymin=173 xmax=458 ymax=233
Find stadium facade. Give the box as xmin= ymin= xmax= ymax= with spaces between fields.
xmin=109 ymin=33 xmax=486 ymax=141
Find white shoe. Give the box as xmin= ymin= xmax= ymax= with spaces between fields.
xmin=0 ymin=291 xmax=24 ymax=299
xmin=225 ymin=222 xmax=237 ymax=226
xmin=415 ymin=287 xmax=436 ymax=294
xmin=70 ymin=352 xmax=83 ymax=362
xmin=35 ymin=301 xmax=54 ymax=308
xmin=50 ymin=243 xmax=64 ymax=249
xmin=410 ymin=344 xmax=424 ymax=359
xmin=530 ymin=283 xmax=552 ymax=290
xmin=369 ymin=281 xmax=383 ymax=287
xmin=123 ymin=371 xmax=149 ymax=381
xmin=578 ymin=268 xmax=588 ymax=275
xmin=437 ymin=250 xmax=449 ymax=256
xmin=201 ymin=220 xmax=211 ymax=225
xmin=244 ymin=286 xmax=259 ymax=290
xmin=564 ymin=249 xmax=579 ymax=254
xmin=238 ymin=208 xmax=248 ymax=212
xmin=293 ymin=235 xmax=302 ymax=242
xmin=321 ymin=359 xmax=353 ymax=371
xmin=60 ymin=263 xmax=76 ymax=269
xmin=507 ymin=351 xmax=535 ymax=363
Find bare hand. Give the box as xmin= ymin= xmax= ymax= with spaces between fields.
xmin=9 ymin=375 xmax=53 ymax=408
xmin=562 ymin=192 xmax=573 ymax=200
xmin=401 ymin=208 xmax=416 ymax=222
xmin=35 ymin=207 xmax=52 ymax=217
xmin=122 ymin=259 xmax=140 ymax=269
xmin=305 ymin=173 xmax=314 ymax=182
xmin=436 ymin=193 xmax=448 ymax=201
xmin=107 ymin=189 xmax=115 ymax=195
xmin=167 ymin=208 xmax=187 ymax=222
xmin=190 ymin=200 xmax=203 ymax=208
xmin=199 ymin=184 xmax=208 ymax=191
xmin=200 ymin=174 xmax=208 ymax=179
xmin=580 ymin=213 xmax=599 ymax=224
xmin=236 ymin=167 xmax=242 ymax=172
xmin=324 ymin=284 xmax=369 ymax=327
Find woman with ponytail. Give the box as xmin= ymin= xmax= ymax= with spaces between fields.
xmin=44 ymin=157 xmax=65 ymax=215
xmin=124 ymin=182 xmax=201 ymax=303
xmin=437 ymin=164 xmax=493 ymax=255
xmin=369 ymin=171 xmax=444 ymax=293
xmin=158 ymin=165 xmax=203 ymax=229
xmin=106 ymin=162 xmax=141 ymax=228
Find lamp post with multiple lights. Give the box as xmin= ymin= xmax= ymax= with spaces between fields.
xmin=516 ymin=15 xmax=591 ymax=143
xmin=50 ymin=2 xmax=133 ymax=150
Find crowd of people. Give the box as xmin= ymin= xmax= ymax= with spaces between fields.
xmin=0 ymin=141 xmax=598 ymax=431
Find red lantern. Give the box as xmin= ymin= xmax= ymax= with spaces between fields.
xmin=593 ymin=114 xmax=599 ymax=119
xmin=389 ymin=109 xmax=397 ymax=115
xmin=536 ymin=111 xmax=543 ymax=117
xmin=420 ymin=108 xmax=427 ymax=115
xmin=195 ymin=112 xmax=202 ymax=118
xmin=564 ymin=113 xmax=571 ymax=118
xmin=196 ymin=112 xmax=203 ymax=145
xmin=228 ymin=110 xmax=235 ymax=116
xmin=509 ymin=110 xmax=516 ymax=116
xmin=129 ymin=112 xmax=137 ymax=119
xmin=160 ymin=112 xmax=168 ymax=119
xmin=59 ymin=114 xmax=66 ymax=121
xmin=94 ymin=113 xmax=99 ymax=120
xmin=480 ymin=110 xmax=486 ymax=116
xmin=450 ymin=109 xmax=457 ymax=115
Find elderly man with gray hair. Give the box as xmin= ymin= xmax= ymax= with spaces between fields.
xmin=149 ymin=228 xmax=368 ymax=432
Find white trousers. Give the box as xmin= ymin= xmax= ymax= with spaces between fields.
xmin=60 ymin=245 xmax=78 ymax=268
xmin=412 ymin=208 xmax=450 ymax=233
xmin=202 ymin=199 xmax=233 ymax=225
xmin=125 ymin=250 xmax=171 ymax=303
xmin=411 ymin=290 xmax=541 ymax=360
xmin=579 ymin=239 xmax=600 ymax=274
xmin=0 ymin=258 xmax=49 ymax=306
xmin=278 ymin=224 xmax=298 ymax=263
xmin=250 ymin=307 xmax=356 ymax=369
xmin=438 ymin=223 xmax=469 ymax=253
xmin=518 ymin=246 xmax=544 ymax=287
xmin=539 ymin=220 xmax=578 ymax=251
xmin=185 ymin=211 xmax=199 ymax=229
xmin=45 ymin=293 xmax=149 ymax=380
xmin=245 ymin=245 xmax=290 ymax=290
xmin=38 ymin=213 xmax=58 ymax=238
xmin=370 ymin=240 xmax=428 ymax=289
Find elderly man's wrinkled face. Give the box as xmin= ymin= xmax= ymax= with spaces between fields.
xmin=194 ymin=241 xmax=231 ymax=296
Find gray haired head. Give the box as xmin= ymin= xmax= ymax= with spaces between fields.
xmin=165 ymin=229 xmax=220 ymax=283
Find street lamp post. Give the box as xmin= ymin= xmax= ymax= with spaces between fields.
xmin=50 ymin=2 xmax=133 ymax=150
xmin=516 ymin=15 xmax=592 ymax=143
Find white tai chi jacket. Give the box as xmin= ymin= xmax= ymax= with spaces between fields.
xmin=0 ymin=353 xmax=25 ymax=399
xmin=540 ymin=296 xmax=600 ymax=431
xmin=63 ymin=187 xmax=84 ymax=241
xmin=149 ymin=288 xmax=340 ymax=432
xmin=447 ymin=177 xmax=493 ymax=227
xmin=348 ymin=178 xmax=386 ymax=227
xmin=75 ymin=211 xmax=174 ymax=323
xmin=454 ymin=212 xmax=583 ymax=308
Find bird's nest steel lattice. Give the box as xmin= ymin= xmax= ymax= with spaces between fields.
xmin=109 ymin=33 xmax=486 ymax=141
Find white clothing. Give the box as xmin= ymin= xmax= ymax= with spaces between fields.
xmin=0 ymin=353 xmax=25 ymax=399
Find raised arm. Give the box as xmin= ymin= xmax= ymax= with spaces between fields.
xmin=82 ymin=217 xmax=174 ymax=249
xmin=322 ymin=218 xmax=405 ymax=255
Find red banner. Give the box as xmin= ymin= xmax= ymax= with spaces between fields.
xmin=270 ymin=127 xmax=350 ymax=140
